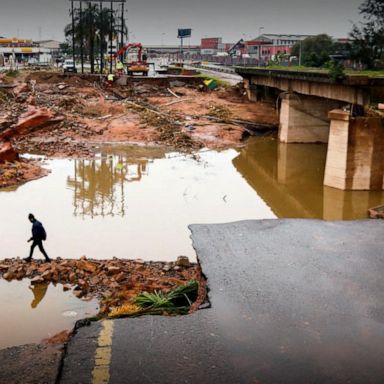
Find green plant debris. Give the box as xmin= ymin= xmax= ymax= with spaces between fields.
xmin=134 ymin=280 xmax=199 ymax=310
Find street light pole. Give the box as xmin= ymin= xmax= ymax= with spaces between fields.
xmin=258 ymin=27 xmax=264 ymax=66
xmin=299 ymin=41 xmax=302 ymax=66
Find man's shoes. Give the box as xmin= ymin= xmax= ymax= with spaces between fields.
xmin=23 ymin=257 xmax=32 ymax=263
xmin=45 ymin=258 xmax=52 ymax=263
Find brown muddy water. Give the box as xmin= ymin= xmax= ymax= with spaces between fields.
xmin=0 ymin=137 xmax=383 ymax=349
xmin=0 ymin=279 xmax=98 ymax=349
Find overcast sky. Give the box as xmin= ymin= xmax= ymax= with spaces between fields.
xmin=0 ymin=0 xmax=363 ymax=44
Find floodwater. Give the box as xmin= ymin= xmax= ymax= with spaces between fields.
xmin=1 ymin=137 xmax=383 ymax=348
xmin=0 ymin=144 xmax=276 ymax=262
xmin=0 ymin=279 xmax=98 ymax=349
xmin=1 ymin=138 xmax=383 ymax=262
xmin=234 ymin=138 xmax=384 ymax=220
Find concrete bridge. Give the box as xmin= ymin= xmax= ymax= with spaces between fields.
xmin=236 ymin=67 xmax=384 ymax=190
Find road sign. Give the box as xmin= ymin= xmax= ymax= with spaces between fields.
xmin=178 ymin=29 xmax=192 ymax=38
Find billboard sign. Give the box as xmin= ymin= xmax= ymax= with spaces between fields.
xmin=178 ymin=29 xmax=192 ymax=38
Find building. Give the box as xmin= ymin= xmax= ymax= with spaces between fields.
xmin=0 ymin=37 xmax=51 ymax=65
xmin=35 ymin=40 xmax=62 ymax=51
xmin=200 ymin=38 xmax=225 ymax=55
xmin=245 ymin=34 xmax=313 ymax=62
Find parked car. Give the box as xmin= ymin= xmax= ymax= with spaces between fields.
xmin=63 ymin=59 xmax=77 ymax=73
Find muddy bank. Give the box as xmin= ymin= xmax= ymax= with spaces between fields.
xmin=0 ymin=256 xmax=205 ymax=317
xmin=0 ymin=158 xmax=48 ymax=189
xmin=0 ymin=70 xmax=277 ymax=188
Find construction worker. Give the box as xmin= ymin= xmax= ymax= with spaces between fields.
xmin=116 ymin=59 xmax=124 ymax=76
xmin=107 ymin=73 xmax=114 ymax=88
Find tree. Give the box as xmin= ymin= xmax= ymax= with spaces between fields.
xmin=64 ymin=4 xmax=126 ymax=73
xmin=291 ymin=34 xmax=336 ymax=67
xmin=59 ymin=42 xmax=70 ymax=56
xmin=350 ymin=0 xmax=384 ymax=68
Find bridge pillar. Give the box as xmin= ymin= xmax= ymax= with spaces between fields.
xmin=279 ymin=94 xmax=340 ymax=143
xmin=324 ymin=110 xmax=384 ymax=190
xmin=322 ymin=187 xmax=380 ymax=220
xmin=243 ymin=78 xmax=259 ymax=102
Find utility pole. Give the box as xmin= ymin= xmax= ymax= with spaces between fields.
xmin=100 ymin=0 xmax=103 ymax=74
xmin=80 ymin=0 xmax=84 ymax=73
xmin=109 ymin=1 xmax=113 ymax=73
xmin=71 ymin=1 xmax=75 ymax=66
xmin=120 ymin=2 xmax=124 ymax=62
xmin=88 ymin=1 xmax=94 ymax=74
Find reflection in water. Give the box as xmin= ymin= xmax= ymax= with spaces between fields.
xmin=30 ymin=283 xmax=48 ymax=309
xmin=0 ymin=280 xmax=98 ymax=349
xmin=67 ymin=155 xmax=150 ymax=218
xmin=234 ymin=137 xmax=384 ymax=220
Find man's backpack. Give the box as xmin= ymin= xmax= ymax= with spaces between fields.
xmin=41 ymin=226 xmax=47 ymax=241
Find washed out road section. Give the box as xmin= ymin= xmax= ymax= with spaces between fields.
xmin=60 ymin=219 xmax=384 ymax=384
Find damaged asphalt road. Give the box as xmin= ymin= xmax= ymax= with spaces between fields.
xmin=57 ymin=219 xmax=384 ymax=384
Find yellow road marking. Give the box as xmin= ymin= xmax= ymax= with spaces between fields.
xmin=92 ymin=320 xmax=114 ymax=384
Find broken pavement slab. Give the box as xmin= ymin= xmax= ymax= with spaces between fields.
xmin=59 ymin=219 xmax=384 ymax=384
xmin=60 ymin=322 xmax=103 ymax=384
xmin=0 ymin=343 xmax=63 ymax=384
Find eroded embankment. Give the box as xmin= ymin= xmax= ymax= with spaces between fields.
xmin=0 ymin=70 xmax=278 ymax=189
xmin=0 ymin=256 xmax=207 ymax=319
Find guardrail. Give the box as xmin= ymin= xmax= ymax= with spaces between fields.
xmin=188 ymin=63 xmax=236 ymax=75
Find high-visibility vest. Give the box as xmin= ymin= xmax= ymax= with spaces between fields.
xmin=107 ymin=74 xmax=114 ymax=81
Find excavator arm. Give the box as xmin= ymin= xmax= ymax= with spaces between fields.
xmin=112 ymin=43 xmax=143 ymax=62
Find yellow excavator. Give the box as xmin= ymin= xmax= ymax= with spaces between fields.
xmin=112 ymin=43 xmax=149 ymax=76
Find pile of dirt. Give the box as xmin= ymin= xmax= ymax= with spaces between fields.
xmin=0 ymin=256 xmax=205 ymax=316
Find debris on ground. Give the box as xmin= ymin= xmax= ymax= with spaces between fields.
xmin=0 ymin=70 xmax=278 ymax=189
xmin=0 ymin=256 xmax=206 ymax=317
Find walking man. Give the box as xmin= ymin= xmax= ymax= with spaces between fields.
xmin=24 ymin=214 xmax=51 ymax=262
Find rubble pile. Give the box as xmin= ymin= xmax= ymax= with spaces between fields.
xmin=0 ymin=256 xmax=204 ymax=316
